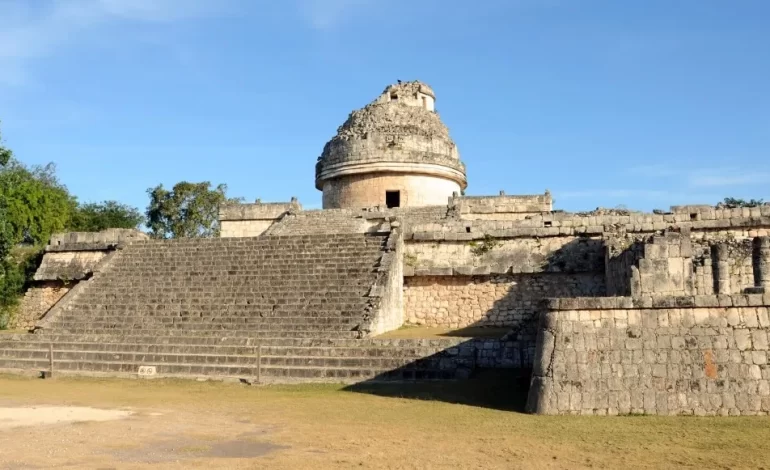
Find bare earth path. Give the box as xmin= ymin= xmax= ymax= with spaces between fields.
xmin=0 ymin=374 xmax=769 ymax=469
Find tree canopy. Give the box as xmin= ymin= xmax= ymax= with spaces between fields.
xmin=719 ymin=197 xmax=765 ymax=208
xmin=70 ymin=201 xmax=144 ymax=232
xmin=0 ymin=160 xmax=77 ymax=246
xmin=145 ymin=181 xmax=230 ymax=239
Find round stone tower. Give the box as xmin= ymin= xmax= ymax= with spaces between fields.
xmin=315 ymin=81 xmax=467 ymax=209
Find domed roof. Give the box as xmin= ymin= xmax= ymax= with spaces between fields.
xmin=315 ymin=81 xmax=466 ymax=190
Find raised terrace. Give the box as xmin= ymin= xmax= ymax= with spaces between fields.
xmin=3 ymin=81 xmax=770 ymax=416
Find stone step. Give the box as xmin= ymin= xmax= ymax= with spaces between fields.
xmin=49 ymin=316 xmax=360 ymax=325
xmin=38 ymin=328 xmax=362 ymax=338
xmin=0 ymin=349 xmax=452 ymax=370
xmin=12 ymin=334 xmax=465 ymax=348
xmin=0 ymin=341 xmax=459 ymax=358
xmin=53 ymin=311 xmax=365 ymax=318
xmin=45 ymin=322 xmax=356 ymax=332
xmin=0 ymin=359 xmax=456 ymax=382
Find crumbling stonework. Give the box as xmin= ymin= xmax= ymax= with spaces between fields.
xmin=10 ymin=283 xmax=70 ymax=331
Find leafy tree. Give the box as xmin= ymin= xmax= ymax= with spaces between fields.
xmin=70 ymin=201 xmax=144 ymax=232
xmin=0 ymin=160 xmax=77 ymax=246
xmin=719 ymin=197 xmax=764 ymax=208
xmin=145 ymin=181 xmax=230 ymax=238
xmin=0 ymin=125 xmax=11 ymax=167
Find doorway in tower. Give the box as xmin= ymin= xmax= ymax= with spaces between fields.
xmin=385 ymin=191 xmax=401 ymax=208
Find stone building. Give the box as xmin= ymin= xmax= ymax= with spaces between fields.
xmin=4 ymin=80 xmax=770 ymax=417
xmin=316 ymin=81 xmax=467 ymax=209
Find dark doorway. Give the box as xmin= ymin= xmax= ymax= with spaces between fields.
xmin=386 ymin=191 xmax=401 ymax=208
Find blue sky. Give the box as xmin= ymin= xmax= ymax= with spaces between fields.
xmin=0 ymin=0 xmax=768 ymax=213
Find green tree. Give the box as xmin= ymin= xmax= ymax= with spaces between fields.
xmin=720 ymin=197 xmax=764 ymax=208
xmin=145 ymin=181 xmax=229 ymax=239
xmin=0 ymin=160 xmax=77 ymax=246
xmin=70 ymin=201 xmax=144 ymax=232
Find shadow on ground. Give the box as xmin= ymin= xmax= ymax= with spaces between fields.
xmin=343 ymin=368 xmax=530 ymax=413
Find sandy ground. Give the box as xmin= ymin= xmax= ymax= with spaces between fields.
xmin=0 ymin=406 xmax=132 ymax=429
xmin=1 ymin=373 xmax=770 ymax=469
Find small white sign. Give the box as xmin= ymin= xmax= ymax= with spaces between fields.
xmin=138 ymin=366 xmax=157 ymax=376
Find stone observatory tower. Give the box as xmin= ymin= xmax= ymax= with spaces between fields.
xmin=316 ymin=81 xmax=467 ymax=209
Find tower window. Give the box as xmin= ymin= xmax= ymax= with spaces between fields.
xmin=390 ymin=93 xmax=398 ymax=101
xmin=386 ymin=191 xmax=401 ymax=208
xmin=422 ymin=96 xmax=427 ymax=109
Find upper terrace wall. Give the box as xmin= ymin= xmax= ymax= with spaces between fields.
xmin=404 ymin=206 xmax=770 ymax=283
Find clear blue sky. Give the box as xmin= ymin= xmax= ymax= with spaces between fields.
xmin=1 ymin=0 xmax=768 ymax=212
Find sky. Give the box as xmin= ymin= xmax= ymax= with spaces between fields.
xmin=0 ymin=0 xmax=768 ymax=213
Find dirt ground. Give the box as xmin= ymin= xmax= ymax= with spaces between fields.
xmin=1 ymin=373 xmax=770 ymax=469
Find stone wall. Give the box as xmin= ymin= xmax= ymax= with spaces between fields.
xmin=11 ymin=282 xmax=70 ymax=330
xmin=219 ymin=199 xmax=301 ymax=238
xmin=449 ymin=192 xmax=553 ymax=221
xmin=49 ymin=228 xmax=147 ymax=249
xmin=404 ymin=236 xmax=604 ymax=276
xmin=33 ymin=251 xmax=107 ymax=282
xmin=527 ymin=294 xmax=770 ymax=415
xmin=404 ymin=273 xmax=604 ymax=329
xmin=363 ymin=229 xmax=405 ymax=335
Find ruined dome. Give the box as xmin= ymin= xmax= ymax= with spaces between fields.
xmin=316 ymin=81 xmax=467 ymax=209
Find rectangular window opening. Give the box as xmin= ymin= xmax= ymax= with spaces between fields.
xmin=544 ymin=221 xmax=553 ymax=227
xmin=421 ymin=96 xmax=427 ymax=109
xmin=390 ymin=93 xmax=398 ymax=102
xmin=386 ymin=191 xmax=401 ymax=208
xmin=690 ymin=213 xmax=699 ymax=221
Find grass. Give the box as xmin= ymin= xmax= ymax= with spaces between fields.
xmin=1 ymin=373 xmax=770 ymax=469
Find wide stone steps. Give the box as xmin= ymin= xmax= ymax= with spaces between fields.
xmin=38 ymin=328 xmax=363 ymax=339
xmin=5 ymin=233 xmax=463 ymax=383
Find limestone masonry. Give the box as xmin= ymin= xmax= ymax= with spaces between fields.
xmin=4 ymin=81 xmax=770 ymax=416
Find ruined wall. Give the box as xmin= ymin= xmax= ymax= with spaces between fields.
xmin=404 ymin=236 xmax=604 ymax=275
xmin=449 ymin=193 xmax=553 ymax=221
xmin=605 ymin=231 xmax=695 ymax=297
xmin=527 ymin=295 xmax=770 ymax=416
xmin=10 ymin=282 xmax=70 ymax=330
xmin=322 ymin=173 xmax=461 ymax=209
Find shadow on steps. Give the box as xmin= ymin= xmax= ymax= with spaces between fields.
xmin=342 ymin=368 xmax=531 ymax=413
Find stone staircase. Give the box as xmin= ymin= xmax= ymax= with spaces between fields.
xmin=0 ymin=233 xmax=472 ymax=382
